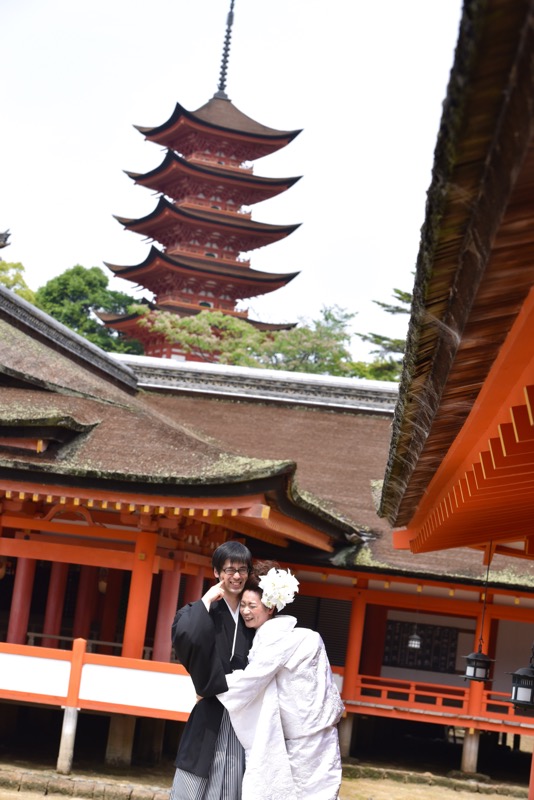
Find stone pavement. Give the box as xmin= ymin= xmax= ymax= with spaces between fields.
xmin=0 ymin=762 xmax=528 ymax=799
xmin=0 ymin=764 xmax=171 ymax=800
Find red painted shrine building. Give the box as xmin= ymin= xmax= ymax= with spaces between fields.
xmin=4 ymin=276 xmax=534 ymax=782
xmin=101 ymin=6 xmax=301 ymax=359
xmin=6 ymin=0 xmax=534 ymax=788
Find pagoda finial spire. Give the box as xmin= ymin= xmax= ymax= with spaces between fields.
xmin=214 ymin=0 xmax=236 ymax=100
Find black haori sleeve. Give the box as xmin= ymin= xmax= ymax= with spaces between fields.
xmin=172 ymin=600 xmax=229 ymax=697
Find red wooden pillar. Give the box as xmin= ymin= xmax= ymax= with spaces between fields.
xmin=342 ymin=589 xmax=367 ymax=701
xmin=7 ymin=556 xmax=37 ymax=644
xmin=73 ymin=566 xmax=99 ymax=640
xmin=152 ymin=569 xmax=181 ymax=662
xmin=122 ymin=531 xmax=157 ymax=659
xmin=360 ymin=605 xmax=388 ymax=675
xmin=98 ymin=569 xmax=123 ymax=654
xmin=467 ymin=598 xmax=493 ymax=717
xmin=182 ymin=569 xmax=205 ymax=605
xmin=528 ymin=750 xmax=534 ymax=800
xmin=462 ymin=598 xmax=494 ymax=774
xmin=42 ymin=561 xmax=69 ymax=648
xmin=338 ymin=588 xmax=367 ymax=759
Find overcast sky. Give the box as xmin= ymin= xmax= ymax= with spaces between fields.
xmin=1 ymin=0 xmax=463 ymax=359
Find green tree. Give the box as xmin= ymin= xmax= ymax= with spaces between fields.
xmin=134 ymin=304 xmax=358 ymax=375
xmin=348 ymin=357 xmax=404 ymax=382
xmin=355 ymin=287 xmax=412 ymax=381
xmin=0 ymin=261 xmax=36 ymax=304
xmin=135 ymin=306 xmax=265 ymax=366
xmin=257 ymin=306 xmax=357 ymax=374
xmin=35 ymin=265 xmax=142 ymax=353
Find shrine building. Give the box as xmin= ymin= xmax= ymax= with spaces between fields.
xmin=4 ymin=278 xmax=534 ymax=784
xmin=5 ymin=0 xmax=534 ymax=788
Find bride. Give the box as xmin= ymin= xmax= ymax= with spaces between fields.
xmin=214 ymin=562 xmax=344 ymax=800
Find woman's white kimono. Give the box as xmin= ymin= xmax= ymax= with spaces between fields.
xmin=217 ymin=615 xmax=344 ymax=800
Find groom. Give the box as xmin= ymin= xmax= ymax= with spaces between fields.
xmin=170 ymin=540 xmax=254 ymax=799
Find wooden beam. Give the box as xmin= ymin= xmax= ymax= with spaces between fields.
xmin=1 ymin=514 xmax=138 ymax=543
xmin=0 ymin=480 xmax=267 ymax=513
xmin=0 ymin=537 xmax=135 ymax=570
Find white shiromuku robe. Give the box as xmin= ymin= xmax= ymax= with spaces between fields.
xmin=217 ymin=615 xmax=344 ymax=800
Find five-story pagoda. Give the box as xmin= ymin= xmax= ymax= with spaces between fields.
xmin=102 ymin=1 xmax=302 ymax=360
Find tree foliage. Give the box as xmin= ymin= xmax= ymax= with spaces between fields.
xmin=0 ymin=261 xmax=36 ymax=304
xmin=348 ymin=357 xmax=405 ymax=382
xmin=35 ymin=265 xmax=142 ymax=353
xmin=3 ymin=258 xmax=412 ymax=382
xmin=133 ymin=304 xmax=358 ymax=375
xmin=355 ymin=286 xmax=412 ymax=380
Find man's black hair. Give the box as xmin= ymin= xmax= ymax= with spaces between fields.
xmin=212 ymin=541 xmax=252 ymax=573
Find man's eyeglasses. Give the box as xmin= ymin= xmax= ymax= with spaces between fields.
xmin=221 ymin=567 xmax=249 ymax=576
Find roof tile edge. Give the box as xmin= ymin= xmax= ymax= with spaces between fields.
xmin=113 ymin=354 xmax=397 ymax=413
xmin=0 ymin=287 xmax=138 ymax=393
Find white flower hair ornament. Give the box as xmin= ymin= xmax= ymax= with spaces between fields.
xmin=258 ymin=568 xmax=300 ymax=611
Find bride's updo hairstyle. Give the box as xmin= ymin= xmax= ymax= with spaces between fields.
xmin=243 ymin=560 xmax=299 ymax=614
xmin=243 ymin=560 xmax=280 ymax=603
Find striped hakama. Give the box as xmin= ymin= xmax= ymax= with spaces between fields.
xmin=170 ymin=709 xmax=244 ymax=800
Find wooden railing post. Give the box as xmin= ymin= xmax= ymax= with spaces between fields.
xmin=57 ymin=638 xmax=87 ymax=775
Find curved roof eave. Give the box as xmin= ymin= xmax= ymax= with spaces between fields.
xmin=125 ymin=151 xmax=302 ymax=189
xmin=104 ymin=247 xmax=300 ymax=284
xmin=114 ymin=197 xmax=301 ymax=236
xmin=135 ymin=98 xmax=302 ymax=143
xmin=380 ymin=0 xmax=534 ymax=528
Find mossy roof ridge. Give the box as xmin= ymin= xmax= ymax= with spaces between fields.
xmin=329 ymin=543 xmax=534 ymax=590
xmin=0 ymin=320 xmax=136 ymax=404
xmin=0 ymin=388 xmax=294 ymax=486
xmin=289 ymin=484 xmax=375 ymax=537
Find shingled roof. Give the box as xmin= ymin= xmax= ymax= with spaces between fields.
xmin=373 ymin=0 xmax=534 ymax=589
xmin=116 ymin=354 xmax=534 ymax=587
xmin=0 ymin=287 xmax=357 ymax=543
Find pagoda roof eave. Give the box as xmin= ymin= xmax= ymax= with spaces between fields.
xmin=114 ymin=197 xmax=301 ymax=237
xmin=135 ymin=97 xmax=302 ymax=145
xmin=97 ymin=310 xmax=148 ymax=325
xmin=124 ymin=151 xmax=301 ymax=192
xmin=98 ymin=307 xmax=296 ymax=332
xmin=104 ymin=247 xmax=300 ymax=285
xmin=241 ymin=318 xmax=297 ymax=332
xmin=154 ymin=303 xmax=297 ymax=330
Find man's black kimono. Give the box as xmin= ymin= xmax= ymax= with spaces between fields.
xmin=172 ymin=598 xmax=254 ymax=778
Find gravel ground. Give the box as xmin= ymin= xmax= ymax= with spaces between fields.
xmin=340 ymin=776 xmax=526 ymax=799
xmin=0 ymin=759 xmax=528 ymax=800
xmin=0 ymin=777 xmax=526 ymax=800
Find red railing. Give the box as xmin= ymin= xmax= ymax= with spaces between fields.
xmin=3 ymin=641 xmax=534 ymax=737
xmin=344 ymin=674 xmax=534 ymax=736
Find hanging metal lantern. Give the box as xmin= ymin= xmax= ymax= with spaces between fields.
xmin=462 ymin=546 xmax=494 ymax=682
xmin=509 ymin=645 xmax=534 ymax=708
xmin=463 ymin=646 xmax=493 ymax=682
xmin=407 ymin=627 xmax=421 ymax=650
